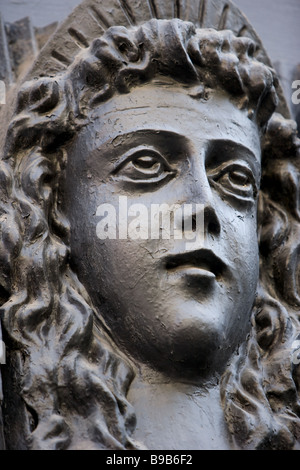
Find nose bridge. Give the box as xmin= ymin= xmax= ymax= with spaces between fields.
xmin=186 ymin=141 xmax=210 ymax=200
xmin=182 ymin=152 xmax=221 ymax=237
xmin=184 ymin=145 xmax=212 ymax=206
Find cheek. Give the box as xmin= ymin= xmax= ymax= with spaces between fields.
xmin=222 ymin=212 xmax=259 ymax=282
xmin=88 ymin=238 xmax=160 ymax=300
xmin=221 ymin=216 xmax=259 ymax=338
xmin=237 ymin=218 xmax=259 ymax=292
xmin=241 ymin=217 xmax=259 ymax=261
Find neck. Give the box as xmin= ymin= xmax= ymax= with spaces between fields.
xmin=127 ymin=363 xmax=234 ymax=450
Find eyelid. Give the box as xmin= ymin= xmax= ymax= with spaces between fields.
xmin=208 ymin=161 xmax=257 ymax=184
xmin=112 ymin=145 xmax=171 ymax=174
xmin=207 ymin=161 xmax=259 ymax=198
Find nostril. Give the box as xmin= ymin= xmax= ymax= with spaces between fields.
xmin=180 ymin=205 xmax=220 ymax=236
xmin=207 ymin=220 xmax=220 ymax=235
xmin=204 ymin=207 xmax=221 ymax=236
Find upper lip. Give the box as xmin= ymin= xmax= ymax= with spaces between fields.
xmin=164 ymin=249 xmax=227 ymax=279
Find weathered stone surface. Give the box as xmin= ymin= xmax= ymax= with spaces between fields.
xmin=0 ymin=14 xmax=12 ymax=84
xmin=0 ymin=0 xmax=299 ymax=451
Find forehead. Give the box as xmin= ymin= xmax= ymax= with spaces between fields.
xmin=81 ymin=84 xmax=261 ymax=162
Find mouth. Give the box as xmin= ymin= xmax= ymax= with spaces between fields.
xmin=164 ymin=249 xmax=227 ymax=282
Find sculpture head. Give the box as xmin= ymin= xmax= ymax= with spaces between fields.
xmin=1 ymin=18 xmax=300 ymax=450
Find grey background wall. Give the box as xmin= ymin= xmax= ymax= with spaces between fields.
xmin=0 ymin=0 xmax=299 ymax=124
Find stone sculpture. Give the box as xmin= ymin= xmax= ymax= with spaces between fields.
xmin=0 ymin=0 xmax=300 ymax=450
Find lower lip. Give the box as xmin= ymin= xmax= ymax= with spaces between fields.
xmin=167 ymin=267 xmax=217 ymax=292
xmin=168 ymin=267 xmax=216 ymax=279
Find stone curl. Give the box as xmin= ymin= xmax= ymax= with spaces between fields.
xmin=4 ymin=19 xmax=279 ymax=160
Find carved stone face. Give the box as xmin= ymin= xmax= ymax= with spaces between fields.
xmin=62 ymin=83 xmax=261 ymax=380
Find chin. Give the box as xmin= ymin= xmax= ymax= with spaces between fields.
xmin=141 ymin=316 xmax=234 ymax=381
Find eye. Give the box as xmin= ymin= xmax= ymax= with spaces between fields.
xmin=208 ymin=163 xmax=258 ymax=202
xmin=132 ymin=155 xmax=161 ymax=174
xmin=219 ymin=169 xmax=254 ymax=195
xmin=112 ymin=147 xmax=176 ymax=185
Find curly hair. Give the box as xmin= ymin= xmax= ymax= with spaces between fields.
xmin=1 ymin=19 xmax=300 ymax=449
xmin=220 ymin=114 xmax=300 ymax=450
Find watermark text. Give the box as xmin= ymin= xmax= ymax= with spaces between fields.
xmin=292 ymin=80 xmax=300 ymax=105
xmin=0 ymin=81 xmax=5 ymax=105
xmin=96 ymin=196 xmax=204 ymax=249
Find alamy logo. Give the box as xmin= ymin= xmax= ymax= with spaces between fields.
xmin=0 ymin=340 xmax=5 ymax=365
xmin=292 ymin=340 xmax=300 ymax=365
xmin=96 ymin=196 xmax=204 ymax=249
xmin=0 ymin=81 xmax=5 ymax=105
xmin=292 ymin=80 xmax=300 ymax=105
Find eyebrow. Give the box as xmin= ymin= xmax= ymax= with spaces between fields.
xmin=105 ymin=129 xmax=188 ymax=149
xmin=94 ymin=130 xmax=260 ymax=173
xmin=205 ymin=139 xmax=260 ymax=169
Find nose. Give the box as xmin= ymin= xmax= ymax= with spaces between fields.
xmin=203 ymin=206 xmax=221 ymax=237
xmin=180 ymin=162 xmax=221 ymax=240
xmin=179 ymin=202 xmax=221 ymax=241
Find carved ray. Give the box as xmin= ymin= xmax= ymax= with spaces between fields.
xmin=198 ymin=0 xmax=206 ymax=27
xmin=88 ymin=5 xmax=112 ymax=30
xmin=51 ymin=49 xmax=72 ymax=66
xmin=115 ymin=0 xmax=152 ymax=24
xmin=118 ymin=0 xmax=136 ymax=25
xmin=147 ymin=0 xmax=159 ymax=18
xmin=218 ymin=3 xmax=229 ymax=30
xmin=237 ymin=25 xmax=248 ymax=37
xmin=68 ymin=27 xmax=90 ymax=48
xmin=174 ymin=0 xmax=181 ymax=18
xmin=176 ymin=0 xmax=207 ymax=24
